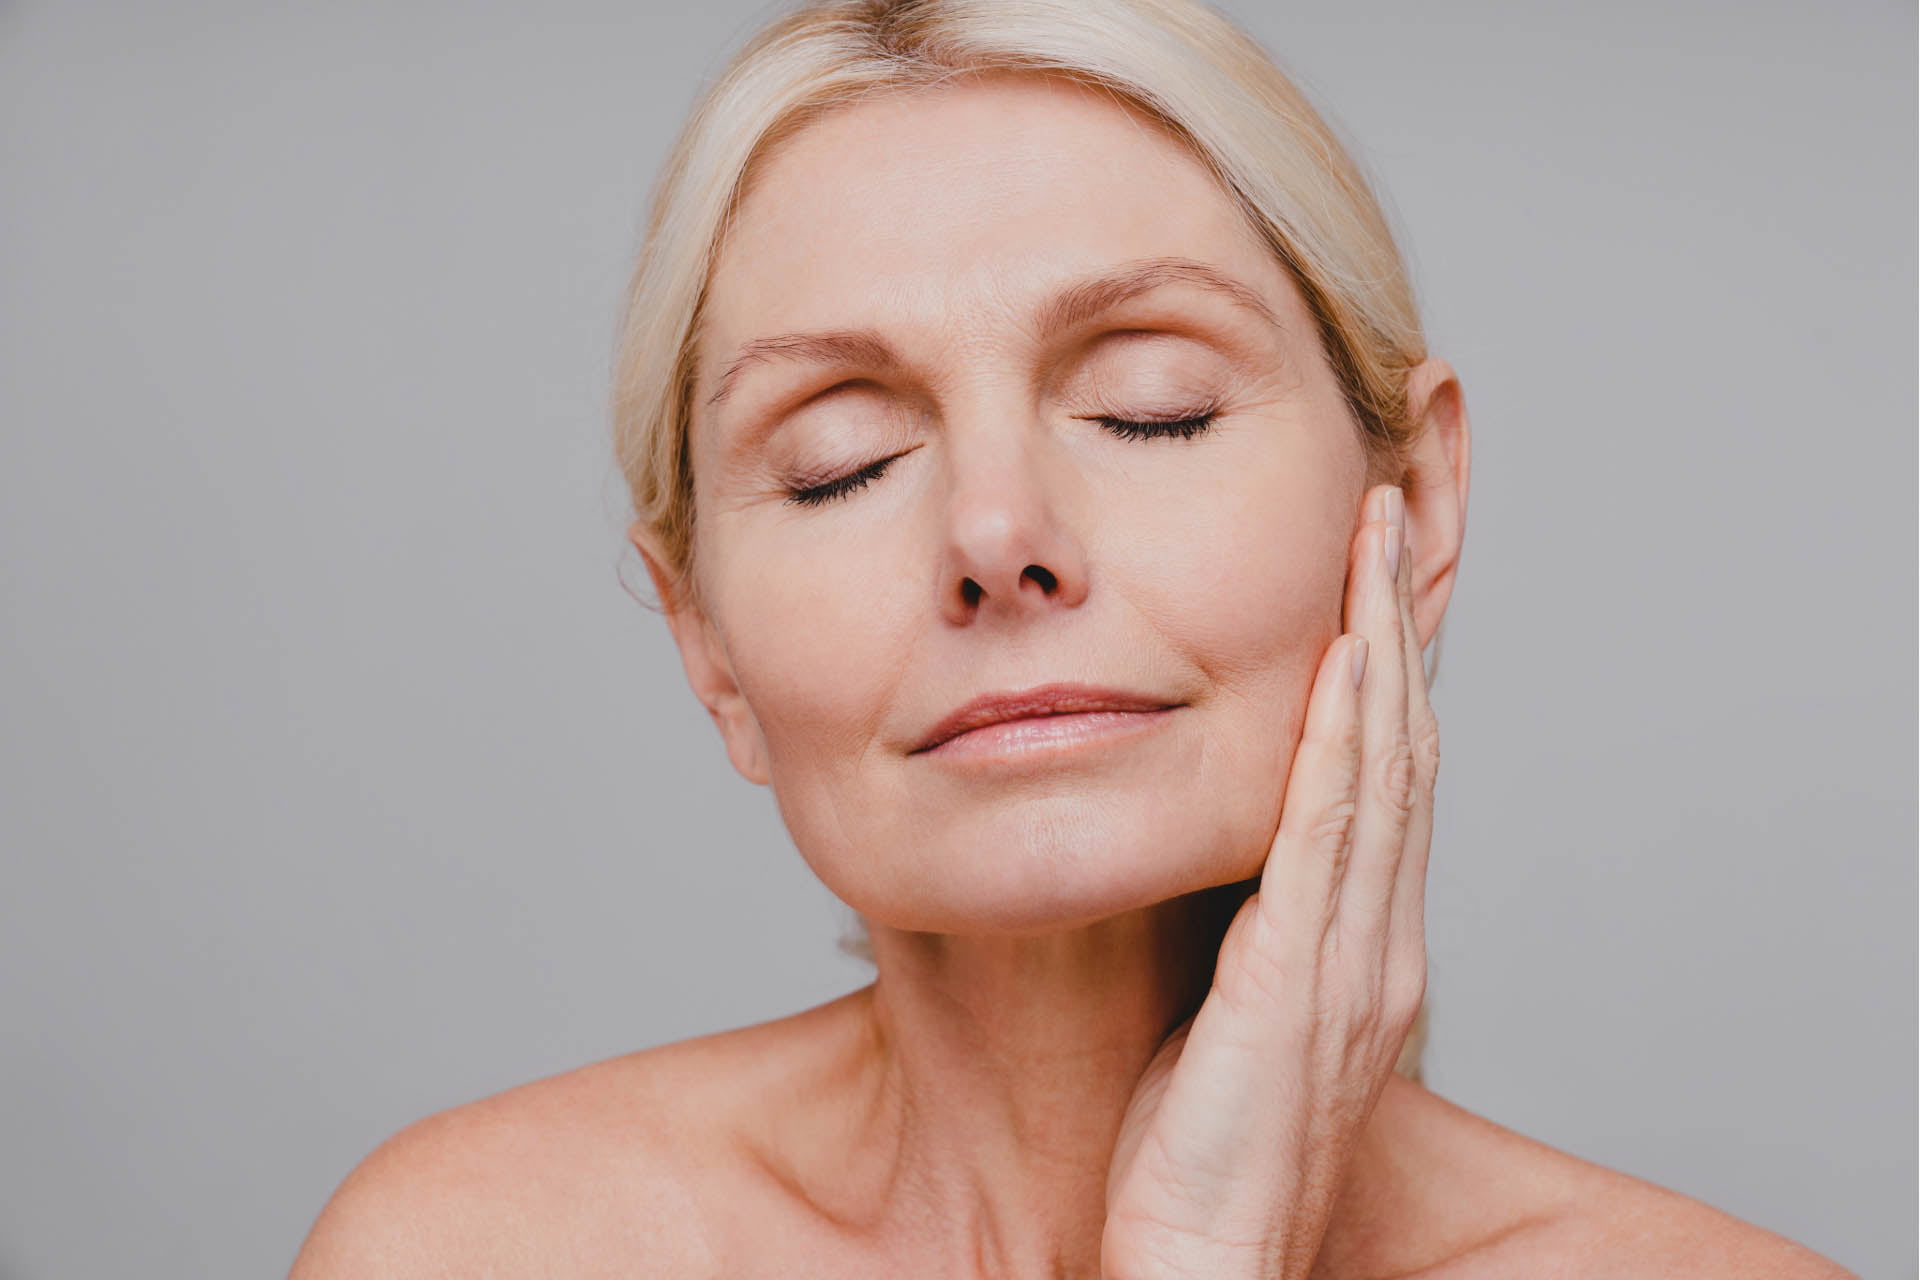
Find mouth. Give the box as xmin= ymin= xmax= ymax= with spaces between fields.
xmin=917 ymin=705 xmax=1182 ymax=762
xmin=911 ymin=683 xmax=1182 ymax=755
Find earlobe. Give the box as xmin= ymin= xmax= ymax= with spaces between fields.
xmin=1397 ymin=359 xmax=1471 ymax=650
xmin=626 ymin=521 xmax=773 ymax=787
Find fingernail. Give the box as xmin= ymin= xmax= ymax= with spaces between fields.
xmin=1350 ymin=636 xmax=1369 ymax=688
xmin=1385 ymin=485 xmax=1405 ymax=533
xmin=1384 ymin=523 xmax=1402 ymax=580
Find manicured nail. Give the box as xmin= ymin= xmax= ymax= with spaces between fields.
xmin=1385 ymin=485 xmax=1405 ymax=534
xmin=1350 ymin=636 xmax=1369 ymax=688
xmin=1384 ymin=523 xmax=1402 ymax=580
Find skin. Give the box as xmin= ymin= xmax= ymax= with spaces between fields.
xmin=288 ymin=71 xmax=1854 ymax=1280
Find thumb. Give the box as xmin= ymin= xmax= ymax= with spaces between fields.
xmin=1107 ymin=1012 xmax=1198 ymax=1212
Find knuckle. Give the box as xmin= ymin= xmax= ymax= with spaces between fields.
xmin=1373 ymin=734 xmax=1418 ymax=816
xmin=1387 ymin=962 xmax=1429 ymax=1025
xmin=1305 ymin=798 xmax=1358 ymax=861
xmin=1411 ymin=712 xmax=1442 ymax=786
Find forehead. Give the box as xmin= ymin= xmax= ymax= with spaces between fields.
xmin=698 ymin=72 xmax=1297 ymax=377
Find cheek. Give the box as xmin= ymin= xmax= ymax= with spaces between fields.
xmin=1121 ymin=452 xmax=1358 ymax=880
xmin=1127 ymin=460 xmax=1354 ymax=687
xmin=707 ymin=535 xmax=909 ymax=769
xmin=703 ymin=538 xmax=924 ymax=914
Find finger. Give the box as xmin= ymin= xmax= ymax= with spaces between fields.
xmin=1335 ymin=485 xmax=1415 ymax=952
xmin=1388 ymin=506 xmax=1439 ymax=961
xmin=1251 ymin=630 xmax=1367 ymax=976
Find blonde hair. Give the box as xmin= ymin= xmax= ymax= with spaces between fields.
xmin=612 ymin=0 xmax=1434 ymax=1082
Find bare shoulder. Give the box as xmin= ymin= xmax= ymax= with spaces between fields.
xmin=1523 ymin=1159 xmax=1857 ymax=1278
xmin=286 ymin=996 xmax=856 ymax=1279
xmin=1372 ymin=1080 xmax=1855 ymax=1279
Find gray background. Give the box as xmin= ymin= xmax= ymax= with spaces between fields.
xmin=1 ymin=1 xmax=1911 ymax=1276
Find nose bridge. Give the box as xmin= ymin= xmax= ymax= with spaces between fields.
xmin=936 ymin=380 xmax=1089 ymax=624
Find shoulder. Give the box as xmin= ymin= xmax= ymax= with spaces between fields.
xmin=1440 ymin=1170 xmax=1860 ymax=1279
xmin=285 ymin=1011 xmax=823 ymax=1280
xmin=1527 ymin=1165 xmax=1857 ymax=1278
xmin=1372 ymin=1081 xmax=1854 ymax=1279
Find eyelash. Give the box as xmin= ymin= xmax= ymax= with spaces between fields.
xmin=782 ymin=410 xmax=1222 ymax=508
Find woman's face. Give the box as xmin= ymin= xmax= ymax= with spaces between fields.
xmin=660 ymin=72 xmax=1372 ymax=934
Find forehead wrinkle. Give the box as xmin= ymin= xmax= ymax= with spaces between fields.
xmin=704 ymin=255 xmax=1287 ymax=412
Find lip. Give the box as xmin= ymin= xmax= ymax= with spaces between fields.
xmin=910 ymin=683 xmax=1181 ymax=754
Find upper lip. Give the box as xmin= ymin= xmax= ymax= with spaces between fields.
xmin=911 ymin=683 xmax=1179 ymax=753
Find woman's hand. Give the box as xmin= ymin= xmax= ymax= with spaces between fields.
xmin=1101 ymin=483 xmax=1439 ymax=1280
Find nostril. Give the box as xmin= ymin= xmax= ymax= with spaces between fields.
xmin=1024 ymin=565 xmax=1057 ymax=593
xmin=962 ymin=578 xmax=983 ymax=607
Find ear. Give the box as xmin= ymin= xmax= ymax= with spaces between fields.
xmin=626 ymin=520 xmax=771 ymax=786
xmin=1399 ymin=358 xmax=1471 ymax=650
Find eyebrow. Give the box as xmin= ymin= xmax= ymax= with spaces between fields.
xmin=704 ymin=256 xmax=1286 ymax=409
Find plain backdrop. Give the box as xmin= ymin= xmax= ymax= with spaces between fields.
xmin=1 ymin=1 xmax=1913 ymax=1276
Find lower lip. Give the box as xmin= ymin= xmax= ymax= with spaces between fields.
xmin=919 ymin=707 xmax=1179 ymax=763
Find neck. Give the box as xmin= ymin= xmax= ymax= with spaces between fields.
xmin=853 ymin=878 xmax=1254 ymax=1279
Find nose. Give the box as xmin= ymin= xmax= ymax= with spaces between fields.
xmin=937 ymin=422 xmax=1090 ymax=626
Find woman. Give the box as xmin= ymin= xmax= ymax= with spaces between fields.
xmin=292 ymin=1 xmax=1853 ymax=1275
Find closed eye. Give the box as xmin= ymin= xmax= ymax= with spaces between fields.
xmin=784 ymin=453 xmax=899 ymax=508
xmin=1090 ymin=410 xmax=1220 ymax=441
xmin=781 ymin=409 xmax=1221 ymax=508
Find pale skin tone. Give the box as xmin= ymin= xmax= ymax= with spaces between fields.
xmin=289 ymin=72 xmax=1853 ymax=1280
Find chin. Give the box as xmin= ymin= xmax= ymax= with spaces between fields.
xmin=809 ymin=793 xmax=1269 ymax=937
